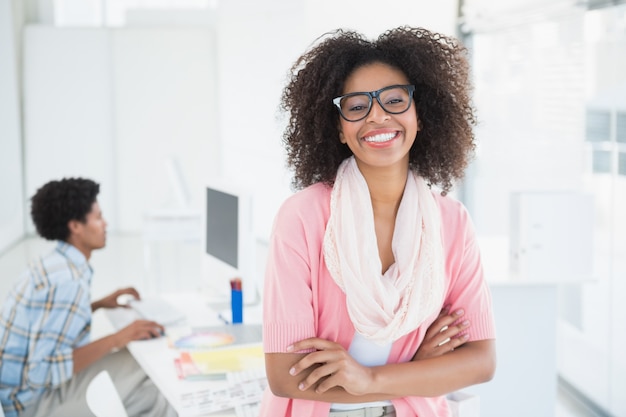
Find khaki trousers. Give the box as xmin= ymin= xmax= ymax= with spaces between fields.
xmin=21 ymin=348 xmax=177 ymax=417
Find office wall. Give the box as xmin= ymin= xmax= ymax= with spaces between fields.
xmin=13 ymin=0 xmax=461 ymax=242
xmin=22 ymin=26 xmax=117 ymax=233
xmin=214 ymin=0 xmax=303 ymax=241
xmin=21 ymin=25 xmax=219 ymax=234
xmin=0 ymin=0 xmax=25 ymax=254
xmin=302 ymin=0 xmax=458 ymax=39
xmin=111 ymin=28 xmax=218 ymax=231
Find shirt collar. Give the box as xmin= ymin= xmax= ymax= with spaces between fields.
xmin=55 ymin=240 xmax=93 ymax=276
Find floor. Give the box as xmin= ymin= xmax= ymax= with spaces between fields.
xmin=0 ymin=234 xmax=607 ymax=417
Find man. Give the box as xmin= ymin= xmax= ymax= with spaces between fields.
xmin=0 ymin=178 xmax=177 ymax=417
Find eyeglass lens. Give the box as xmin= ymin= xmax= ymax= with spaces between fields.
xmin=338 ymin=86 xmax=412 ymax=121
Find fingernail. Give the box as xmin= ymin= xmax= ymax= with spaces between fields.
xmin=298 ymin=383 xmax=305 ymax=391
xmin=462 ymin=320 xmax=470 ymax=326
xmin=286 ymin=345 xmax=294 ymax=352
xmin=454 ymin=309 xmax=464 ymax=316
xmin=462 ymin=334 xmax=469 ymax=340
xmin=289 ymin=367 xmax=296 ymax=376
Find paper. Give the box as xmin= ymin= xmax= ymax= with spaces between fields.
xmin=175 ymin=344 xmax=264 ymax=380
xmin=179 ymin=368 xmax=267 ymax=415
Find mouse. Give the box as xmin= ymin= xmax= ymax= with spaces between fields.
xmin=116 ymin=294 xmax=135 ymax=307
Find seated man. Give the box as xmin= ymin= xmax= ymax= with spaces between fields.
xmin=0 ymin=178 xmax=177 ymax=417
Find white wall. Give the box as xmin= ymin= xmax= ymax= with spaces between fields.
xmin=303 ymin=0 xmax=458 ymax=39
xmin=10 ymin=0 xmax=462 ymax=242
xmin=22 ymin=26 xmax=117 ymax=233
xmin=22 ymin=25 xmax=219 ymax=234
xmin=0 ymin=0 xmax=25 ymax=254
xmin=111 ymin=27 xmax=218 ymax=231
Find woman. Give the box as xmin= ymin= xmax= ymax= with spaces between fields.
xmin=261 ymin=26 xmax=496 ymax=417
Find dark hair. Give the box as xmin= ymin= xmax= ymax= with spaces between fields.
xmin=281 ymin=26 xmax=477 ymax=194
xmin=30 ymin=178 xmax=100 ymax=241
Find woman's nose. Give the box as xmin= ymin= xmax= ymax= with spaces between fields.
xmin=366 ymin=99 xmax=390 ymax=122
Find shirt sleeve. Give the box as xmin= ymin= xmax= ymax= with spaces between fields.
xmin=26 ymin=281 xmax=91 ymax=389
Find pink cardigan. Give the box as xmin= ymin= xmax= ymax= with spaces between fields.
xmin=261 ymin=183 xmax=495 ymax=417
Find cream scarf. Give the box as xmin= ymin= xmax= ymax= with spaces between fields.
xmin=323 ymin=157 xmax=445 ymax=343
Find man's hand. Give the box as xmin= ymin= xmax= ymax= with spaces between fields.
xmin=91 ymin=287 xmax=141 ymax=311
xmin=413 ymin=306 xmax=470 ymax=360
xmin=113 ymin=319 xmax=165 ymax=349
xmin=73 ymin=318 xmax=164 ymax=373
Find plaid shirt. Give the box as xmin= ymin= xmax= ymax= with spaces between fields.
xmin=0 ymin=242 xmax=93 ymax=417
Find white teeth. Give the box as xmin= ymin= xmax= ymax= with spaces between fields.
xmin=363 ymin=132 xmax=396 ymax=143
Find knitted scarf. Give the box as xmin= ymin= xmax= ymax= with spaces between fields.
xmin=323 ymin=157 xmax=445 ymax=343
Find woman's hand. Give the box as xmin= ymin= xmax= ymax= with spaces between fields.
xmin=413 ymin=306 xmax=470 ymax=360
xmin=91 ymin=287 xmax=141 ymax=311
xmin=287 ymin=338 xmax=374 ymax=396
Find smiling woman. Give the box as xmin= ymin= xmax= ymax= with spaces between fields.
xmin=336 ymin=64 xmax=419 ymax=177
xmin=281 ymin=27 xmax=477 ymax=195
xmin=261 ymin=26 xmax=495 ymax=417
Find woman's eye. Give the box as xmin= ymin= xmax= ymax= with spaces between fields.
xmin=348 ymin=105 xmax=367 ymax=112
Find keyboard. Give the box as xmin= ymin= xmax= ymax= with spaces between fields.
xmin=129 ymin=297 xmax=187 ymax=325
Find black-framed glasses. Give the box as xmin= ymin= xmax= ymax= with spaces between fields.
xmin=332 ymin=84 xmax=415 ymax=122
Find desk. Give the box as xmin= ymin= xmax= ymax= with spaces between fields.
xmin=106 ymin=293 xmax=264 ymax=417
xmin=465 ymin=237 xmax=558 ymax=417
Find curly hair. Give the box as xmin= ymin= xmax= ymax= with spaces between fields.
xmin=281 ymin=26 xmax=477 ymax=194
xmin=30 ymin=178 xmax=100 ymax=241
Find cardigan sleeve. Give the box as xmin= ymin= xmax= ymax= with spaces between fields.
xmin=439 ymin=196 xmax=496 ymax=342
xmin=262 ymin=193 xmax=319 ymax=353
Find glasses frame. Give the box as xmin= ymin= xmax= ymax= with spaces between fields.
xmin=332 ymin=84 xmax=416 ymax=122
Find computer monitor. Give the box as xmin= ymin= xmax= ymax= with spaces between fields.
xmin=202 ymin=182 xmax=258 ymax=305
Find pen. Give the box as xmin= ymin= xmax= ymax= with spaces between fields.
xmin=218 ymin=312 xmax=230 ymax=325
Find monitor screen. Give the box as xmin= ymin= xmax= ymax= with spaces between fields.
xmin=202 ymin=183 xmax=257 ymax=306
xmin=205 ymin=188 xmax=238 ymax=268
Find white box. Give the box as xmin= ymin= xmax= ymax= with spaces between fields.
xmin=509 ymin=191 xmax=594 ymax=282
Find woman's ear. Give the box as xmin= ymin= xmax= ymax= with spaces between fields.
xmin=339 ymin=130 xmax=346 ymax=144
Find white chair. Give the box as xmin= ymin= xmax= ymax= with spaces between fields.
xmin=86 ymin=370 xmax=129 ymax=417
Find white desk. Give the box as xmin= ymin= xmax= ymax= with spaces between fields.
xmin=106 ymin=293 xmax=264 ymax=417
xmin=466 ymin=237 xmax=558 ymax=417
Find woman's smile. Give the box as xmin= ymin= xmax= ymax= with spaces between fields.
xmin=361 ymin=130 xmax=399 ymax=144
